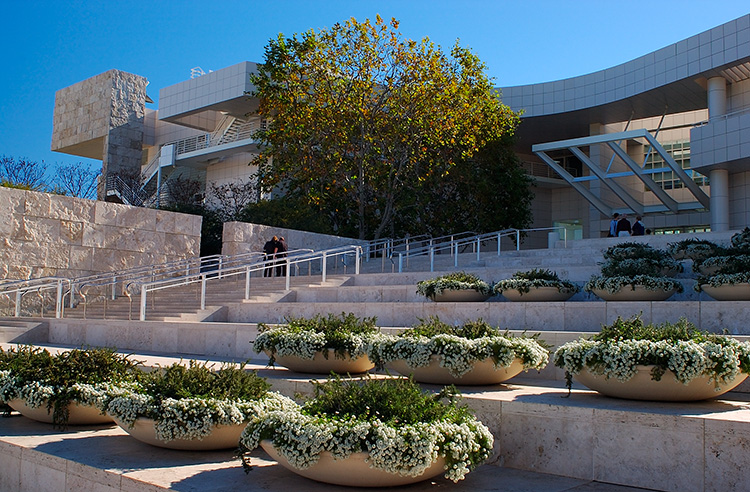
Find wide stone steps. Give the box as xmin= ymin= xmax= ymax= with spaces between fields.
xmin=0 ymin=344 xmax=746 ymax=492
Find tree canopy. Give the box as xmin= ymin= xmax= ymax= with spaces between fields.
xmin=250 ymin=16 xmax=525 ymax=240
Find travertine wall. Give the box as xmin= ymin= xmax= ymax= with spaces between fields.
xmin=51 ymin=69 xmax=148 ymax=200
xmin=0 ymin=188 xmax=201 ymax=280
xmin=222 ymin=222 xmax=366 ymax=257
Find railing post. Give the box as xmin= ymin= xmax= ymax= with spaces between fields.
xmin=355 ymin=248 xmax=361 ymax=275
xmin=476 ymin=237 xmax=481 ymax=262
xmin=454 ymin=243 xmax=459 ymax=268
xmin=322 ymin=253 xmax=327 ymax=283
xmin=564 ymin=228 xmax=568 ymax=248
xmin=497 ymin=233 xmax=501 ymax=256
xmin=15 ymin=290 xmax=21 ymax=317
xmin=245 ymin=267 xmax=251 ymax=300
xmin=69 ymin=283 xmax=76 ymax=308
xmin=398 ymin=253 xmax=403 ymax=273
xmin=516 ymin=230 xmax=520 ymax=251
xmin=430 ymin=247 xmax=435 ymax=272
xmin=140 ymin=285 xmax=147 ymax=321
xmin=285 ymin=260 xmax=291 ymax=290
xmin=450 ymin=236 xmax=455 ymax=257
xmin=55 ymin=280 xmax=63 ymax=319
xmin=365 ymin=243 xmax=370 ymax=262
xmin=200 ymin=274 xmax=207 ymax=310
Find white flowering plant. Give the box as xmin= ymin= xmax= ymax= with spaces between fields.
xmin=103 ymin=361 xmax=296 ymax=442
xmin=667 ymin=238 xmax=724 ymax=262
xmin=0 ymin=345 xmax=141 ymax=427
xmin=368 ymin=317 xmax=549 ymax=377
xmin=584 ymin=274 xmax=684 ymax=294
xmin=585 ymin=243 xmax=684 ymax=295
xmin=253 ymin=313 xmax=380 ymax=365
xmin=493 ymin=269 xmax=579 ymax=295
xmin=239 ymin=376 xmax=494 ymax=483
xmin=416 ymin=271 xmax=493 ymax=299
xmin=553 ymin=316 xmax=750 ymax=392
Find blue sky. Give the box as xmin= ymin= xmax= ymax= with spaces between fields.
xmin=1 ymin=1 xmax=748 ymax=173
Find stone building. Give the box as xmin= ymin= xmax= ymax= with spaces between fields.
xmin=51 ymin=15 xmax=750 ymax=238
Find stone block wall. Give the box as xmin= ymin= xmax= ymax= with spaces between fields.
xmin=222 ymin=222 xmax=366 ymax=257
xmin=0 ymin=188 xmax=201 ymax=280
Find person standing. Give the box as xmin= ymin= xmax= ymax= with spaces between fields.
xmin=263 ymin=236 xmax=278 ymax=277
xmin=608 ymin=213 xmax=620 ymax=237
xmin=616 ymin=214 xmax=632 ymax=237
xmin=632 ymin=216 xmax=645 ymax=236
xmin=275 ymin=236 xmax=288 ymax=277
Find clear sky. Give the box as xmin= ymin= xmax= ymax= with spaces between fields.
xmin=1 ymin=0 xmax=748 ymax=173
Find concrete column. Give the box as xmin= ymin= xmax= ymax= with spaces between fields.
xmin=707 ymin=77 xmax=727 ymax=119
xmin=710 ymin=169 xmax=729 ymax=231
xmin=707 ymin=77 xmax=729 ymax=231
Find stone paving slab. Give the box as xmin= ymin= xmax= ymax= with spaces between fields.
xmin=0 ymin=415 xmax=655 ymax=492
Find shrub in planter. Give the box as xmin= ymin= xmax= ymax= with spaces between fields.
xmin=553 ymin=316 xmax=750 ymax=400
xmin=104 ymin=361 xmax=295 ymax=448
xmin=416 ymin=271 xmax=493 ymax=301
xmin=493 ymin=269 xmax=579 ymax=300
xmin=0 ymin=345 xmax=141 ymax=427
xmin=731 ymin=227 xmax=750 ymax=251
xmin=369 ymin=317 xmax=548 ymax=384
xmin=585 ymin=243 xmax=684 ymax=300
xmin=253 ymin=313 xmax=381 ymax=373
xmin=667 ymin=238 xmax=725 ymax=262
xmin=239 ymin=376 xmax=494 ymax=484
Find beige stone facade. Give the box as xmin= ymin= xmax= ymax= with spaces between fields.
xmin=221 ymin=221 xmax=365 ymax=257
xmin=0 ymin=187 xmax=201 ymax=280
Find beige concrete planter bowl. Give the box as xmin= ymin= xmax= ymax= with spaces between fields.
xmin=260 ymin=440 xmax=446 ymax=487
xmin=389 ymin=357 xmax=525 ymax=385
xmin=271 ymin=349 xmax=374 ymax=374
xmin=591 ymin=285 xmax=678 ymax=301
xmin=575 ymin=366 xmax=748 ymax=401
xmin=8 ymin=399 xmax=112 ymax=425
xmin=430 ymin=290 xmax=491 ymax=302
xmin=700 ymin=283 xmax=750 ymax=301
xmin=501 ymin=286 xmax=575 ymax=302
xmin=113 ymin=417 xmax=246 ymax=450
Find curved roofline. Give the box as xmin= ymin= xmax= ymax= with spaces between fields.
xmin=500 ymin=14 xmax=750 ymax=124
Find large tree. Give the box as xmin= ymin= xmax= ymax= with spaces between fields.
xmin=251 ymin=16 xmax=522 ymax=239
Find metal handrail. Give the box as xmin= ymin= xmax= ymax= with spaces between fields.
xmin=131 ymin=245 xmax=361 ymax=321
xmin=392 ymin=227 xmax=569 ymax=272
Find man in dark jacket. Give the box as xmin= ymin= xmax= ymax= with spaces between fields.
xmin=263 ymin=237 xmax=278 ymax=277
xmin=275 ymin=236 xmax=288 ymax=277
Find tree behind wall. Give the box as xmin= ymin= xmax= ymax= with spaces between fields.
xmin=250 ymin=16 xmax=521 ymax=240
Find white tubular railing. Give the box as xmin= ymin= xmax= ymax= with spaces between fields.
xmin=133 ymin=246 xmax=361 ymax=321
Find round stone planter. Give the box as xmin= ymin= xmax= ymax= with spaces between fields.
xmin=591 ymin=285 xmax=678 ymax=301
xmin=389 ymin=357 xmax=525 ymax=385
xmin=700 ymin=283 xmax=750 ymax=301
xmin=500 ymin=286 xmax=575 ymax=302
xmin=260 ymin=440 xmax=446 ymax=487
xmin=270 ymin=349 xmax=374 ymax=374
xmin=113 ymin=417 xmax=246 ymax=450
xmin=430 ymin=290 xmax=491 ymax=302
xmin=575 ymin=366 xmax=748 ymax=401
xmin=7 ymin=399 xmax=112 ymax=425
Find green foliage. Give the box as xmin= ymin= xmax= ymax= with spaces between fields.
xmin=731 ymin=227 xmax=750 ymax=251
xmin=237 ymin=196 xmax=335 ymax=236
xmin=407 ymin=317 xmax=499 ymax=339
xmin=250 ymin=16 xmax=521 ymax=239
xmin=255 ymin=313 xmax=379 ymax=363
xmin=397 ymin=137 xmax=534 ymax=237
xmin=493 ymin=269 xmax=579 ymax=295
xmin=0 ymin=346 xmax=141 ymax=427
xmin=304 ymin=376 xmax=469 ymax=426
xmin=667 ymin=238 xmax=724 ymax=261
xmin=138 ymin=361 xmax=270 ymax=401
xmin=416 ymin=271 xmax=492 ymax=298
xmin=593 ymin=316 xmax=715 ymax=343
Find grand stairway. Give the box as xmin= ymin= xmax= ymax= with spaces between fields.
xmin=2 ymin=231 xmax=749 ymax=491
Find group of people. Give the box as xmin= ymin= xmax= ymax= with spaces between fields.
xmin=608 ymin=213 xmax=647 ymax=237
xmin=262 ymin=236 xmax=288 ymax=277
